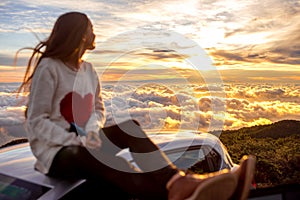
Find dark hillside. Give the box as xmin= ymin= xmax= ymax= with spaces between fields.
xmin=221 ymin=120 xmax=300 ymax=139
xmin=214 ymin=120 xmax=300 ymax=188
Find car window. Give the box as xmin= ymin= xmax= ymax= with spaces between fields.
xmin=166 ymin=145 xmax=225 ymax=173
xmin=166 ymin=148 xmax=204 ymax=169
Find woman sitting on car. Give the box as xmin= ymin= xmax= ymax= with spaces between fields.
xmin=18 ymin=11 xmax=256 ymax=200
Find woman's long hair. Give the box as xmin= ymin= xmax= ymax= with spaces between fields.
xmin=17 ymin=12 xmax=89 ymax=93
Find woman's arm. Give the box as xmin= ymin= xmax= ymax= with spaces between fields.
xmin=85 ymin=71 xmax=106 ymax=133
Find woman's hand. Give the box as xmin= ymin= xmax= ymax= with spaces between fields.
xmin=85 ymin=131 xmax=102 ymax=149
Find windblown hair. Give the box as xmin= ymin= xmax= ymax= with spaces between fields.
xmin=17 ymin=12 xmax=89 ymax=93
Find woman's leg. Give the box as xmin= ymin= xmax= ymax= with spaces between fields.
xmin=98 ymin=120 xmax=249 ymax=200
xmin=48 ymin=146 xmax=169 ymax=199
xmin=99 ymin=120 xmax=178 ymax=181
xmin=49 ymin=119 xmax=248 ymax=200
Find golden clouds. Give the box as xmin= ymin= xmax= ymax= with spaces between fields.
xmin=164 ymin=116 xmax=180 ymax=130
xmin=102 ymin=82 xmax=299 ymax=132
xmin=1 ymin=80 xmax=299 ymax=132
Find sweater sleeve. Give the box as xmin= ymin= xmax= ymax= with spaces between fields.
xmin=26 ymin=63 xmax=82 ymax=146
xmin=85 ymin=72 xmax=106 ymax=133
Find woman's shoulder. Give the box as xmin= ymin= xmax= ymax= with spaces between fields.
xmin=82 ymin=60 xmax=92 ymax=68
xmin=82 ymin=60 xmax=96 ymax=72
xmin=34 ymin=58 xmax=67 ymax=79
xmin=39 ymin=57 xmax=61 ymax=66
xmin=38 ymin=58 xmax=66 ymax=73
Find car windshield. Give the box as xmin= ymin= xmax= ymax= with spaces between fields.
xmin=165 ymin=145 xmax=230 ymax=173
xmin=166 ymin=147 xmax=204 ymax=169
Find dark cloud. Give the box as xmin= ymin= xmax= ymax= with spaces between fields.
xmin=206 ymin=11 xmax=235 ymax=23
xmin=198 ymin=97 xmax=212 ymax=112
xmin=152 ymin=49 xmax=176 ymax=53
xmin=209 ymin=49 xmax=248 ymax=64
xmin=226 ymin=98 xmax=247 ymax=110
xmin=211 ymin=28 xmax=300 ymax=66
xmin=214 ymin=1 xmax=300 ymax=66
xmin=93 ymin=49 xmax=125 ymax=55
xmin=0 ymin=53 xmax=27 ymax=67
xmin=92 ymin=47 xmax=189 ymax=68
xmin=266 ymin=26 xmax=300 ymax=64
xmin=134 ymin=51 xmax=188 ymax=61
xmin=224 ymin=18 xmax=279 ymax=38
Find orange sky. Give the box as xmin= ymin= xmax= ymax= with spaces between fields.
xmin=1 ymin=0 xmax=299 ymax=83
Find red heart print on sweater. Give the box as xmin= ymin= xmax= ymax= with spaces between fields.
xmin=60 ymin=92 xmax=93 ymax=127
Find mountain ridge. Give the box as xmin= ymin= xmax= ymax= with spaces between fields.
xmin=213 ymin=119 xmax=300 ymax=139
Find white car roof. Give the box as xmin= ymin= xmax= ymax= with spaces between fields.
xmin=0 ymin=142 xmax=85 ymax=200
xmin=149 ymin=131 xmax=226 ymax=150
xmin=117 ymin=131 xmax=232 ymax=165
xmin=0 ymin=131 xmax=233 ymax=199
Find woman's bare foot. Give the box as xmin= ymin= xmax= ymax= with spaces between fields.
xmin=167 ymin=169 xmax=237 ymax=200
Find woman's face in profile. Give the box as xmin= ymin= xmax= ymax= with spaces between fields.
xmin=83 ymin=20 xmax=96 ymax=50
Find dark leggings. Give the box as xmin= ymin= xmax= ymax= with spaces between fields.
xmin=48 ymin=120 xmax=178 ymax=199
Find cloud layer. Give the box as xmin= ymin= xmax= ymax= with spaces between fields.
xmin=2 ymin=81 xmax=298 ymax=135
xmin=103 ymin=82 xmax=300 ymax=132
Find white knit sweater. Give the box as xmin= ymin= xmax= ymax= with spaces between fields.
xmin=25 ymin=57 xmax=105 ymax=174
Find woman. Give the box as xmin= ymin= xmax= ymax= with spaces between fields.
xmin=18 ymin=11 xmax=255 ymax=200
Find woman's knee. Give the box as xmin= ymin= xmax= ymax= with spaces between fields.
xmin=59 ymin=146 xmax=88 ymax=160
xmin=62 ymin=145 xmax=80 ymax=154
xmin=49 ymin=146 xmax=87 ymax=177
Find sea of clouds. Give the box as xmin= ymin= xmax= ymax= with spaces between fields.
xmin=1 ymin=81 xmax=299 ymax=139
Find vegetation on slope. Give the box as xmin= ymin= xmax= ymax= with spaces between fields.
xmin=217 ymin=120 xmax=300 ymax=188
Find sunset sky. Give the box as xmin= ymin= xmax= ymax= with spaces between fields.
xmin=0 ymin=0 xmax=299 ymax=134
xmin=1 ymin=0 xmax=300 ymax=82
